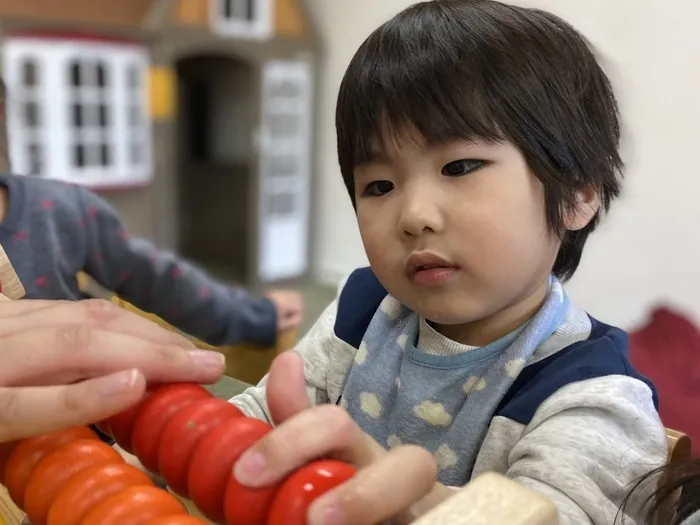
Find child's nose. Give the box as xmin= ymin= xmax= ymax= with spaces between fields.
xmin=397 ymin=192 xmax=443 ymax=237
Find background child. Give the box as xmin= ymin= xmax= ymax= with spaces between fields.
xmin=228 ymin=1 xmax=666 ymax=524
xmin=0 ymin=77 xmax=303 ymax=348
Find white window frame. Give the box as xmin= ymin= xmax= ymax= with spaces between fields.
xmin=2 ymin=36 xmax=153 ymax=188
xmin=211 ymin=0 xmax=273 ymax=40
xmin=257 ymin=59 xmax=313 ymax=281
xmin=14 ymin=58 xmax=45 ymax=176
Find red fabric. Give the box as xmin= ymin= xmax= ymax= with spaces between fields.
xmin=629 ymin=306 xmax=700 ymax=455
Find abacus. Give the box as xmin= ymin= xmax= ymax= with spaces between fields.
xmin=0 ymin=382 xmax=560 ymax=525
xmin=0 ymin=382 xmax=358 ymax=525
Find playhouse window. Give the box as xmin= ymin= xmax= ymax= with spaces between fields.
xmin=213 ymin=0 xmax=272 ymax=38
xmin=18 ymin=59 xmax=44 ymax=176
xmin=2 ymin=37 xmax=153 ymax=188
xmin=67 ymin=59 xmax=112 ymax=169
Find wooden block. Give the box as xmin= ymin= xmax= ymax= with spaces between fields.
xmin=412 ymin=473 xmax=559 ymax=525
xmin=0 ymin=245 xmax=24 ymax=300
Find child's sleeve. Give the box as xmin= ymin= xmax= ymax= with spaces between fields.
xmin=75 ymin=186 xmax=278 ymax=347
xmin=228 ymin=299 xmax=341 ymax=422
xmin=483 ymin=375 xmax=666 ymax=525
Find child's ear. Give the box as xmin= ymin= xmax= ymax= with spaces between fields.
xmin=563 ymin=187 xmax=600 ymax=231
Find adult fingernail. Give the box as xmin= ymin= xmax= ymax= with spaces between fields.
xmin=98 ymin=369 xmax=140 ymax=397
xmin=309 ymin=505 xmax=346 ymax=525
xmin=188 ymin=350 xmax=225 ymax=370
xmin=234 ymin=450 xmax=267 ymax=485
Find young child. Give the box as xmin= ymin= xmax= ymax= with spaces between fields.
xmin=0 ymin=82 xmax=302 ymax=347
xmin=229 ymin=1 xmax=666 ymax=523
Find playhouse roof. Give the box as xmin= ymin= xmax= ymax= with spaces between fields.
xmin=0 ymin=0 xmax=316 ymax=44
xmin=0 ymin=0 xmax=154 ymax=29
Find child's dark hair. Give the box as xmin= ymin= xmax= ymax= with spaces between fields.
xmin=336 ymin=0 xmax=623 ymax=280
xmin=618 ymin=459 xmax=700 ymax=524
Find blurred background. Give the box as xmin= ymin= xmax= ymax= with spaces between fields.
xmin=0 ymin=0 xmax=697 ymax=339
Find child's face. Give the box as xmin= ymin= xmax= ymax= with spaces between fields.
xmin=354 ymin=135 xmax=562 ymax=345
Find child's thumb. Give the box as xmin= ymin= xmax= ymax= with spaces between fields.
xmin=266 ymin=351 xmax=310 ymax=425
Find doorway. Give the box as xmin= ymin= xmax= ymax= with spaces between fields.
xmin=176 ymin=54 xmax=254 ymax=282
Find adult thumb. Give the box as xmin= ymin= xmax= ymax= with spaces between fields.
xmin=0 ymin=369 xmax=146 ymax=442
xmin=266 ymin=351 xmax=311 ymax=425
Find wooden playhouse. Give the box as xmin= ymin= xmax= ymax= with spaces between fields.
xmin=0 ymin=0 xmax=318 ymax=285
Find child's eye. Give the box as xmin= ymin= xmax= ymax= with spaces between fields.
xmin=442 ymin=159 xmax=486 ymax=177
xmin=362 ymin=180 xmax=395 ymax=197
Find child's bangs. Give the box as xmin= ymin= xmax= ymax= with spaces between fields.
xmin=339 ymin=60 xmax=505 ymax=169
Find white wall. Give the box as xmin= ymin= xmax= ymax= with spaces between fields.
xmin=306 ymin=0 xmax=700 ymax=329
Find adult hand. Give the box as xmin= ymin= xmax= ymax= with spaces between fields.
xmin=0 ymin=298 xmax=225 ymax=442
xmin=233 ymin=351 xmax=444 ymax=524
xmin=266 ymin=289 xmax=304 ymax=332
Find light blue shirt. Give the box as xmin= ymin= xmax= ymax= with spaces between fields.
xmin=340 ymin=277 xmax=568 ymax=485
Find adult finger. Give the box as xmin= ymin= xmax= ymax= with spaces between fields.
xmin=308 ymin=445 xmax=438 ymax=525
xmin=0 ymin=324 xmax=225 ymax=387
xmin=0 ymin=369 xmax=146 ymax=442
xmin=0 ymin=299 xmax=195 ymax=349
xmin=266 ymin=351 xmax=311 ymax=425
xmin=234 ymin=404 xmax=383 ymax=487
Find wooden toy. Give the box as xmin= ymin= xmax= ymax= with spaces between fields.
xmin=0 ymin=384 xmax=356 ymax=525
xmin=0 ymin=244 xmax=25 ymax=300
xmin=413 ymin=473 xmax=559 ymax=525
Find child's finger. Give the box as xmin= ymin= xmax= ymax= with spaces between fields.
xmin=307 ymin=444 xmax=438 ymax=525
xmin=0 ymin=324 xmax=224 ymax=387
xmin=0 ymin=369 xmax=146 ymax=442
xmin=266 ymin=351 xmax=311 ymax=425
xmin=0 ymin=298 xmax=195 ymax=349
xmin=234 ymin=404 xmax=384 ymax=487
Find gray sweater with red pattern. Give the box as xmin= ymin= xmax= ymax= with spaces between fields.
xmin=0 ymin=174 xmax=277 ymax=346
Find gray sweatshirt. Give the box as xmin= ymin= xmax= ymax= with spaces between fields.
xmin=231 ymin=267 xmax=667 ymax=525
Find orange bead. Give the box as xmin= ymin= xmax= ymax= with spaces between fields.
xmin=24 ymin=439 xmax=123 ymax=525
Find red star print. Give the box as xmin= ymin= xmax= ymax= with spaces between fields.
xmin=13 ymin=230 xmax=28 ymax=241
xmin=198 ymin=286 xmax=210 ymax=298
xmin=35 ymin=276 xmax=48 ymax=287
xmin=87 ymin=207 xmax=98 ymax=218
xmin=171 ymin=267 xmax=182 ymax=279
xmin=40 ymin=199 xmax=54 ymax=210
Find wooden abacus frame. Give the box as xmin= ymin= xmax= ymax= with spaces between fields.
xmin=0 ymin=244 xmax=25 ymax=301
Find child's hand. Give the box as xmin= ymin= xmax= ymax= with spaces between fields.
xmin=232 ymin=351 xmax=440 ymax=524
xmin=266 ymin=289 xmax=304 ymax=332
